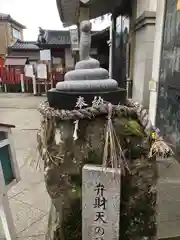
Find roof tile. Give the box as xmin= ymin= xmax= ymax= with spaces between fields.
xmin=45 ymin=30 xmax=71 ymax=45
xmin=38 ymin=29 xmax=99 ymax=45
xmin=9 ymin=40 xmax=39 ymax=50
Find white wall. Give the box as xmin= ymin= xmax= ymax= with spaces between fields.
xmin=132 ymin=0 xmax=158 ymax=108
xmin=136 ymin=0 xmax=157 ymax=18
xmin=132 ymin=24 xmax=156 ymax=107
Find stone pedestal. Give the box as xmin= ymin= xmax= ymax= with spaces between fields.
xmin=47 ymin=21 xmax=126 ymax=109
xmin=47 ymin=89 xmax=126 ymax=109
xmin=38 ymin=113 xmax=158 ymax=240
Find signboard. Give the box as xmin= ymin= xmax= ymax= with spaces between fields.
xmin=69 ymin=28 xmax=79 ymax=51
xmin=149 ymin=79 xmax=158 ymax=92
xmin=24 ymin=64 xmax=34 ymax=78
xmin=37 ymin=63 xmax=47 ymax=79
xmin=40 ymin=49 xmax=51 ymax=61
xmin=82 ymin=165 xmax=121 ymax=240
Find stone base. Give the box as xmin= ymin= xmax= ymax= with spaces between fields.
xmin=47 ymin=88 xmax=126 ymax=109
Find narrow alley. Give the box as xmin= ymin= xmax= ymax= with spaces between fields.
xmin=0 ymin=93 xmax=50 ymax=240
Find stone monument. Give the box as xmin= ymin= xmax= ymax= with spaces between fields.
xmin=47 ymin=20 xmax=126 ymax=109
xmin=37 ymin=20 xmax=172 ymax=240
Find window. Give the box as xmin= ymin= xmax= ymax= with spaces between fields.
xmin=12 ymin=28 xmax=21 ymax=40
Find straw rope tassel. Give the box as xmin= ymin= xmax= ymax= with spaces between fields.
xmin=102 ymin=103 xmax=129 ymax=175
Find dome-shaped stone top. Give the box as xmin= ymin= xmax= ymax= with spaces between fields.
xmin=56 ymin=20 xmax=118 ymax=92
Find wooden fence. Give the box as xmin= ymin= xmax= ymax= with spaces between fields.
xmin=0 ymin=68 xmax=65 ymax=94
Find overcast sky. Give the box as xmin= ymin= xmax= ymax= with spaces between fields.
xmin=1 ymin=0 xmax=110 ymax=41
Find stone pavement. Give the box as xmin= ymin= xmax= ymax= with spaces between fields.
xmin=0 ymin=93 xmax=180 ymax=239
xmin=0 ymin=93 xmax=50 ymax=240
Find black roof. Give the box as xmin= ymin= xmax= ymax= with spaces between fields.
xmin=37 ymin=29 xmax=101 ymax=46
xmin=0 ymin=123 xmax=15 ymax=129
xmin=8 ymin=40 xmax=39 ymax=50
xmin=44 ymin=30 xmax=71 ymax=45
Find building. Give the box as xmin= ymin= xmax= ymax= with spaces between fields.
xmin=5 ymin=40 xmax=40 ymax=71
xmin=37 ymin=28 xmax=108 ymax=72
xmin=37 ymin=29 xmax=74 ymax=71
xmin=0 ymin=13 xmax=25 ymax=58
xmin=2 ymin=27 xmax=107 ymax=75
xmin=8 ymin=40 xmax=40 ymax=62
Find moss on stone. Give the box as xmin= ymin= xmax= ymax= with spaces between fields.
xmin=39 ymin=115 xmax=158 ymax=240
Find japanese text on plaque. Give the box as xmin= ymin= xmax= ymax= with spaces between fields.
xmin=93 ymin=183 xmax=107 ymax=240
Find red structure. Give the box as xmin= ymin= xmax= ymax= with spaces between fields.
xmin=0 ymin=66 xmax=64 ymax=93
xmin=0 ymin=67 xmax=21 ymax=85
xmin=0 ymin=57 xmax=3 ymax=68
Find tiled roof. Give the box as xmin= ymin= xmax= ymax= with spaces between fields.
xmin=9 ymin=40 xmax=39 ymax=50
xmin=0 ymin=13 xmax=26 ymax=29
xmin=44 ymin=30 xmax=71 ymax=45
xmin=38 ymin=29 xmax=100 ymax=46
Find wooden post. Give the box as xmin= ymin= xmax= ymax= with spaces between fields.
xmin=37 ymin=82 xmax=41 ymax=96
xmin=26 ymin=80 xmax=29 ymax=93
xmin=48 ymin=61 xmax=53 ymax=89
xmin=20 ymin=74 xmax=25 ymax=93
xmin=44 ymin=78 xmax=47 ymax=93
xmin=4 ymin=84 xmax=7 ymax=93
xmin=32 ymin=75 xmax=37 ymax=95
